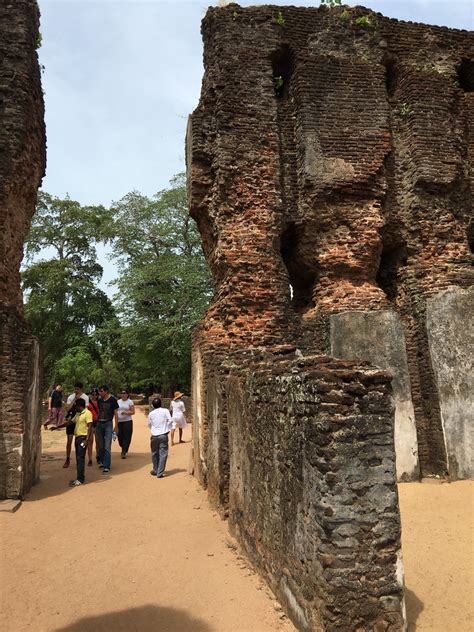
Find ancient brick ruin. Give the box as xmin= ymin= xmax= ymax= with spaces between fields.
xmin=187 ymin=4 xmax=473 ymax=630
xmin=0 ymin=1 xmax=46 ymax=499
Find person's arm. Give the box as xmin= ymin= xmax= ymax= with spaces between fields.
xmin=47 ymin=394 xmax=52 ymax=411
xmin=129 ymin=401 xmax=135 ymax=416
xmin=65 ymin=394 xmax=74 ymax=412
xmin=85 ymin=419 xmax=94 ymax=445
xmin=114 ymin=400 xmax=119 ymax=433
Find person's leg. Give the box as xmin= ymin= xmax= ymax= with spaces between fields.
xmin=96 ymin=423 xmax=104 ymax=465
xmin=74 ymin=436 xmax=86 ymax=483
xmin=87 ymin=429 xmax=94 ymax=465
xmin=150 ymin=436 xmax=158 ymax=474
xmin=102 ymin=421 xmax=113 ymax=471
xmin=123 ymin=420 xmax=133 ymax=454
xmin=178 ymin=427 xmax=184 ymax=443
xmin=170 ymin=428 xmax=175 ymax=446
xmin=117 ymin=422 xmax=124 ymax=449
xmin=157 ymin=434 xmax=169 ymax=477
xmin=64 ymin=427 xmax=73 ymax=467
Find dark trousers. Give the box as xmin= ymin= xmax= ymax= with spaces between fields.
xmin=151 ymin=433 xmax=169 ymax=476
xmin=75 ymin=435 xmax=87 ymax=483
xmin=118 ymin=420 xmax=133 ymax=454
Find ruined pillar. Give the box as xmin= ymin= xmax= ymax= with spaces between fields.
xmin=0 ymin=1 xmax=46 ymax=499
xmin=188 ymin=4 xmax=473 ymax=629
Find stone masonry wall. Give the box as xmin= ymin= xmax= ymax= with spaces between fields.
xmin=188 ymin=4 xmax=472 ymax=630
xmin=0 ymin=1 xmax=46 ymax=499
xmin=226 ymin=352 xmax=404 ymax=632
xmin=188 ymin=4 xmax=474 ymax=483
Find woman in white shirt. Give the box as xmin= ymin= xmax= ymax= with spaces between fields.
xmin=117 ymin=389 xmax=135 ymax=459
xmin=170 ymin=391 xmax=187 ymax=445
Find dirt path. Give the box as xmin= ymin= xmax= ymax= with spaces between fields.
xmin=398 ymin=479 xmax=474 ymax=632
xmin=0 ymin=409 xmax=295 ymax=632
xmin=1 ymin=409 xmax=473 ymax=631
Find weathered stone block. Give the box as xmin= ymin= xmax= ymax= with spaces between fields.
xmin=426 ymin=287 xmax=474 ymax=479
xmin=330 ymin=310 xmax=419 ymax=481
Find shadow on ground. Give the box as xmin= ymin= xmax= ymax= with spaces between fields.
xmin=26 ymin=441 xmax=187 ymax=502
xmin=52 ymin=604 xmax=212 ymax=632
xmin=405 ymin=586 xmax=424 ymax=631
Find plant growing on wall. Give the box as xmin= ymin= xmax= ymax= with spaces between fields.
xmin=276 ymin=11 xmax=285 ymax=26
xmin=399 ymin=102 xmax=412 ymax=118
xmin=320 ymin=0 xmax=342 ymax=7
xmin=355 ymin=15 xmax=373 ymax=28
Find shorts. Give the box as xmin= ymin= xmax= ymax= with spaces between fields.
xmin=48 ymin=407 xmax=64 ymax=426
xmin=66 ymin=422 xmax=75 ymax=436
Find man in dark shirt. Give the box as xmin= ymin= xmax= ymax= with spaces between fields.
xmin=96 ymin=384 xmax=119 ymax=474
xmin=44 ymin=383 xmax=64 ymax=429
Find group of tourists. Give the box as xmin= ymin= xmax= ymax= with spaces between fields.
xmin=44 ymin=382 xmax=187 ymax=487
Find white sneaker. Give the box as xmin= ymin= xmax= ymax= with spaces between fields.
xmin=69 ymin=479 xmax=83 ymax=487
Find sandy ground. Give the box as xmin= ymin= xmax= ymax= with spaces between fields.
xmin=398 ymin=479 xmax=474 ymax=631
xmin=0 ymin=408 xmax=473 ymax=632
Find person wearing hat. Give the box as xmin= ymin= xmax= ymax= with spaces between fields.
xmin=170 ymin=391 xmax=187 ymax=445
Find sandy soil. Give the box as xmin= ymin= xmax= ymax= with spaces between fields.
xmin=398 ymin=479 xmax=474 ymax=631
xmin=1 ymin=408 xmax=473 ymax=632
xmin=0 ymin=408 xmax=295 ymax=632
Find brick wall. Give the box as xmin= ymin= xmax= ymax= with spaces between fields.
xmin=226 ymin=352 xmax=404 ymax=632
xmin=0 ymin=1 xmax=46 ymax=499
xmin=188 ymin=4 xmax=472 ymax=629
xmin=188 ymin=4 xmax=473 ymax=479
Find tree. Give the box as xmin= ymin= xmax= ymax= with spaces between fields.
xmin=109 ymin=174 xmax=213 ymax=393
xmin=22 ymin=192 xmax=116 ymax=387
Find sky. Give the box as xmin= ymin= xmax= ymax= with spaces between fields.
xmin=37 ymin=0 xmax=473 ymax=285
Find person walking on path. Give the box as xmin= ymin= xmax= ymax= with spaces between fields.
xmin=117 ymin=389 xmax=135 ymax=459
xmin=149 ymin=397 xmax=172 ymax=478
xmin=170 ymin=391 xmax=187 ymax=446
xmin=69 ymin=398 xmax=93 ymax=487
xmin=86 ymin=388 xmax=100 ymax=466
xmin=63 ymin=382 xmax=89 ymax=469
xmin=96 ymin=384 xmax=119 ymax=474
xmin=44 ymin=383 xmax=64 ymax=429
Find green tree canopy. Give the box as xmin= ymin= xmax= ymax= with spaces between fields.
xmin=23 ymin=192 xmax=116 ymax=387
xmin=109 ymin=173 xmax=213 ymax=393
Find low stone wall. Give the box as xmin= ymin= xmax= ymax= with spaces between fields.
xmin=225 ymin=353 xmax=405 ymax=631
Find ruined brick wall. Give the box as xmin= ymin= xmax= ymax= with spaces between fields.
xmin=0 ymin=1 xmax=46 ymax=499
xmin=188 ymin=4 xmax=472 ymax=629
xmin=188 ymin=4 xmax=473 ymax=483
xmin=227 ymin=352 xmax=404 ymax=632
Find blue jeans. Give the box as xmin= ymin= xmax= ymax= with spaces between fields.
xmin=96 ymin=421 xmax=113 ymax=470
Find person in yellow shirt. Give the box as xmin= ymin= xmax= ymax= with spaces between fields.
xmin=69 ymin=398 xmax=93 ymax=487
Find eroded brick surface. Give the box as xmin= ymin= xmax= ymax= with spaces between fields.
xmin=188 ymin=5 xmax=473 ymax=630
xmin=188 ymin=4 xmax=473 ymax=479
xmin=0 ymin=1 xmax=45 ymax=499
